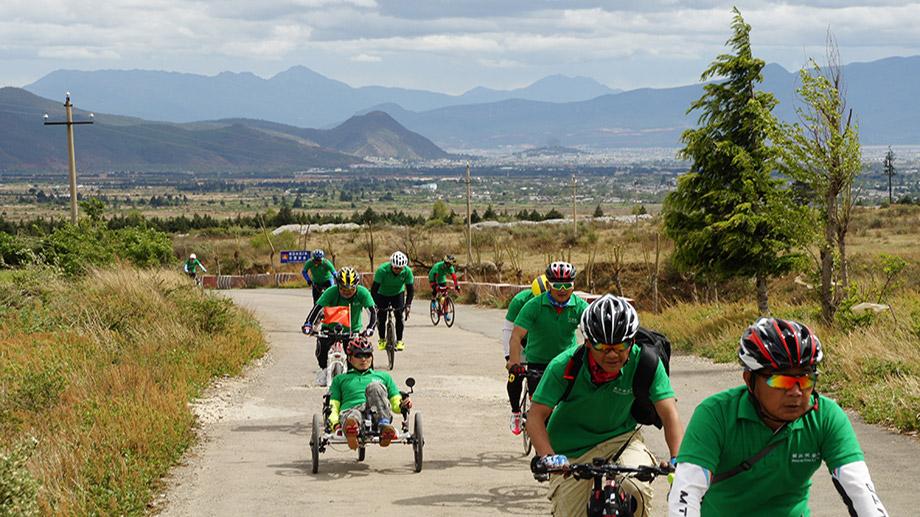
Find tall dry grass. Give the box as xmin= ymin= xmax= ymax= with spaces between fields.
xmin=0 ymin=267 xmax=266 ymax=515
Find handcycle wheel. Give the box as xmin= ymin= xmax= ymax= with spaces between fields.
xmin=520 ymin=382 xmax=532 ymax=456
xmin=429 ymin=300 xmax=440 ymax=326
xmin=310 ymin=413 xmax=323 ymax=474
xmin=412 ymin=412 xmax=424 ymax=473
xmin=357 ymin=446 xmax=366 ymax=462
xmin=386 ymin=315 xmax=396 ymax=370
xmin=444 ymin=297 xmax=455 ymax=328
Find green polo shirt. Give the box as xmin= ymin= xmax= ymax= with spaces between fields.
xmin=315 ymin=285 xmax=376 ymax=331
xmin=513 ymin=292 xmax=588 ymax=365
xmin=532 ymin=345 xmax=674 ymax=458
xmin=505 ymin=289 xmax=533 ymax=323
xmin=329 ymin=368 xmax=400 ymax=411
xmin=303 ymin=258 xmax=336 ymax=284
xmin=373 ymin=262 xmax=415 ymax=296
xmin=428 ymin=261 xmax=455 ymax=283
xmin=677 ymin=385 xmax=865 ymax=517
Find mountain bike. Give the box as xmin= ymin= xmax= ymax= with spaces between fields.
xmin=383 ymin=307 xmax=398 ymax=370
xmin=533 ymin=457 xmax=672 ymax=517
xmin=310 ymin=324 xmax=352 ymax=386
xmin=429 ymin=285 xmax=456 ymax=327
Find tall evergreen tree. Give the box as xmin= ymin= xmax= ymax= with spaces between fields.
xmin=662 ymin=8 xmax=808 ymax=315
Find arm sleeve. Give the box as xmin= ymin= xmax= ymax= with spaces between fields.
xmin=365 ymin=306 xmax=377 ymax=332
xmin=328 ymin=399 xmax=341 ymax=426
xmin=197 ymin=260 xmax=206 ymax=272
xmin=831 ymin=461 xmax=889 ymax=517
xmin=389 ymin=394 xmax=403 ymax=413
xmin=501 ymin=319 xmax=515 ymax=357
xmin=451 ymin=272 xmax=458 ymax=286
xmin=370 ymin=281 xmax=380 ymax=301
xmin=668 ymin=462 xmax=711 ymax=517
xmin=305 ymin=303 xmax=323 ymax=325
xmin=405 ymin=283 xmax=414 ymax=307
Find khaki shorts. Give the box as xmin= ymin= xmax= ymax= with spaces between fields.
xmin=547 ymin=430 xmax=658 ymax=517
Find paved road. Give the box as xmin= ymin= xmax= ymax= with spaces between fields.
xmin=159 ymin=289 xmax=916 ymax=516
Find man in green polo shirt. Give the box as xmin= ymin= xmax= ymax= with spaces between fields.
xmin=528 ymin=294 xmax=683 ymax=517
xmin=302 ymin=267 xmax=377 ymax=386
xmin=507 ymin=262 xmax=587 ymax=396
xmin=302 ymin=249 xmax=336 ymax=303
xmin=669 ymin=318 xmax=889 ymax=517
xmin=371 ymin=251 xmax=415 ymax=351
xmin=502 ymin=274 xmax=549 ymax=435
xmin=328 ymin=335 xmax=411 ymax=449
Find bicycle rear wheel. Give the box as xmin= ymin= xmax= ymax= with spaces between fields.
xmin=444 ymin=298 xmax=455 ymax=327
xmin=429 ymin=299 xmax=440 ymax=326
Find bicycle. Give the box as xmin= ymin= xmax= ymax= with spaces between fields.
xmin=533 ymin=457 xmax=673 ymax=517
xmin=509 ymin=363 xmax=532 ymax=455
xmin=310 ymin=377 xmax=424 ymax=474
xmin=382 ymin=307 xmax=399 ymax=371
xmin=429 ymin=285 xmax=456 ymax=327
xmin=310 ymin=324 xmax=353 ymax=386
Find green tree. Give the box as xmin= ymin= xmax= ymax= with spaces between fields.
xmin=79 ymin=197 xmax=106 ymax=222
xmin=430 ymin=199 xmax=449 ymax=222
xmin=775 ymin=40 xmax=861 ymax=323
xmin=662 ymin=8 xmax=809 ymax=315
xmin=592 ymin=204 xmax=604 ymax=218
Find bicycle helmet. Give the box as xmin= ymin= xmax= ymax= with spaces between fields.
xmin=336 ymin=267 xmax=361 ymax=288
xmin=545 ymin=261 xmax=576 ymax=282
xmin=444 ymin=254 xmax=456 ymax=265
xmin=531 ymin=274 xmax=549 ymax=296
xmin=739 ymin=318 xmax=823 ymax=372
xmin=189 ymin=253 xmax=196 ymax=260
xmin=346 ymin=335 xmax=374 ymax=356
xmin=312 ymin=249 xmax=325 ymax=260
xmin=391 ymin=251 xmax=409 ymax=268
xmin=580 ymin=294 xmax=639 ymax=345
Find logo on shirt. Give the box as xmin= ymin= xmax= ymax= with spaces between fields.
xmin=790 ymin=451 xmax=821 ymax=464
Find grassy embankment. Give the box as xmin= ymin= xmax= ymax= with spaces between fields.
xmin=0 ymin=268 xmax=266 ymax=515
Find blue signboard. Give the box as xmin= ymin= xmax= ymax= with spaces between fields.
xmin=280 ymin=250 xmax=312 ymax=263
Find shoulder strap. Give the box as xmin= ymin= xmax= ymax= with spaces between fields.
xmin=559 ymin=348 xmax=586 ymax=404
xmin=631 ymin=339 xmax=660 ymax=399
xmin=710 ymin=440 xmax=782 ymax=484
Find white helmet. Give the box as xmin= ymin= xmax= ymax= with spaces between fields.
xmin=189 ymin=253 xmax=197 ymax=260
xmin=580 ymin=294 xmax=639 ymax=345
xmin=390 ymin=251 xmax=409 ymax=268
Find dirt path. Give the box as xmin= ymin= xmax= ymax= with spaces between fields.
xmin=157 ymin=289 xmax=917 ymax=516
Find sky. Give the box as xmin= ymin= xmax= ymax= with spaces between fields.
xmin=2 ymin=1 xmax=920 ymax=94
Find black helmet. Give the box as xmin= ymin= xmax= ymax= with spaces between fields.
xmin=739 ymin=318 xmax=823 ymax=372
xmin=580 ymin=294 xmax=639 ymax=344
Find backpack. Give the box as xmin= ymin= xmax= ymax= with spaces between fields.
xmin=559 ymin=326 xmax=672 ymax=428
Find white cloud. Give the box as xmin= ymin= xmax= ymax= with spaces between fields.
xmin=350 ymin=53 xmax=381 ymax=62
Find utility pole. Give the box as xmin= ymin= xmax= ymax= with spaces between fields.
xmin=571 ymin=173 xmax=577 ymax=237
xmin=44 ymin=92 xmax=93 ymax=224
xmin=884 ymin=146 xmax=896 ymax=204
xmin=465 ymin=161 xmax=473 ymax=265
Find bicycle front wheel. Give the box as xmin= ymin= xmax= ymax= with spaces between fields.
xmin=429 ymin=300 xmax=440 ymax=326
xmin=444 ymin=297 xmax=455 ymax=328
xmin=520 ymin=381 xmax=532 ymax=456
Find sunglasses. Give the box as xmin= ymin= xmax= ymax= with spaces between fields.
xmin=339 ymin=285 xmax=357 ymax=291
xmin=763 ymin=373 xmax=817 ymax=390
xmin=353 ymin=352 xmax=373 ymax=359
xmin=551 ymin=282 xmax=574 ymax=290
xmin=589 ymin=341 xmax=632 ymax=353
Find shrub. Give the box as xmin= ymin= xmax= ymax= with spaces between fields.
xmin=114 ymin=227 xmax=173 ymax=268
xmin=0 ymin=233 xmax=33 ymax=268
xmin=0 ymin=437 xmax=40 ymax=517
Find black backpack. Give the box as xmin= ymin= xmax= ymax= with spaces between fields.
xmin=559 ymin=326 xmax=672 ymax=428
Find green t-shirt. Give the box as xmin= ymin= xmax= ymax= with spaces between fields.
xmin=512 ymin=293 xmax=589 ymax=365
xmin=315 ymin=285 xmax=376 ymax=331
xmin=303 ymin=258 xmax=336 ymax=285
xmin=533 ymin=345 xmax=674 ymax=458
xmin=505 ymin=289 xmax=533 ymax=323
xmin=184 ymin=258 xmax=204 ymax=273
xmin=428 ymin=261 xmax=455 ymax=283
xmin=373 ymin=262 xmax=415 ymax=296
xmin=329 ymin=368 xmax=400 ymax=411
xmin=676 ymin=385 xmax=865 ymax=517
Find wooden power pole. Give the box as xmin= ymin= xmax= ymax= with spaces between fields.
xmin=44 ymin=92 xmax=93 ymax=224
xmin=466 ymin=162 xmax=472 ymax=265
xmin=571 ymin=173 xmax=577 ymax=237
xmin=884 ymin=146 xmax=896 ymax=204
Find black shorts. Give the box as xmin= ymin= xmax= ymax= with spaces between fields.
xmin=375 ymin=293 xmax=406 ymax=311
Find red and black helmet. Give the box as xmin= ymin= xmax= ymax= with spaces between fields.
xmin=739 ymin=318 xmax=823 ymax=372
xmin=545 ymin=261 xmax=576 ymax=282
xmin=346 ymin=335 xmax=374 ymax=356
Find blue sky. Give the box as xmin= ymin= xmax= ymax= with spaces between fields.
xmin=2 ymin=1 xmax=919 ymax=93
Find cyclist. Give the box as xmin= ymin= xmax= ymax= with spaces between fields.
xmin=503 ymin=274 xmax=549 ymax=436
xmin=371 ymin=251 xmax=415 ymax=351
xmin=302 ymin=267 xmax=377 ymax=386
xmin=302 ymin=249 xmax=336 ymax=304
xmin=507 ymin=262 xmax=587 ymax=398
xmin=428 ymin=254 xmax=460 ymax=300
xmin=183 ymin=253 xmax=206 ymax=280
xmin=328 ymin=335 xmax=412 ymax=449
xmin=668 ymin=318 xmax=889 ymax=517
xmin=529 ymin=295 xmax=683 ymax=517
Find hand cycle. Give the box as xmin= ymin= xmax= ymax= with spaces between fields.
xmin=533 ymin=457 xmax=673 ymax=517
xmin=310 ymin=377 xmax=424 ymax=473
xmin=310 ymin=323 xmax=352 ymax=387
xmin=429 ymin=285 xmax=456 ymax=327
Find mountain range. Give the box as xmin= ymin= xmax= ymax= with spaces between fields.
xmin=0 ymin=87 xmax=447 ymax=172
xmin=21 ymin=56 xmax=920 ymax=150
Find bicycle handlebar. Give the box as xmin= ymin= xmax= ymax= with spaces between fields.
xmin=533 ymin=457 xmax=672 ymax=482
